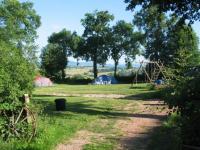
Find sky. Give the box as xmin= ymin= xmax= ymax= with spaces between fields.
xmin=24 ymin=0 xmax=200 ymax=64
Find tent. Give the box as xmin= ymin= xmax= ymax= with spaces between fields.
xmin=94 ymin=75 xmax=118 ymax=85
xmin=34 ymin=76 xmax=53 ymax=87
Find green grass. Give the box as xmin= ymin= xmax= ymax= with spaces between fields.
xmin=34 ymin=83 xmax=151 ymax=95
xmin=0 ymin=84 xmax=156 ymax=150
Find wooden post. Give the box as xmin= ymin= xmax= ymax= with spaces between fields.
xmin=23 ymin=94 xmax=31 ymax=123
xmin=24 ymin=94 xmax=30 ymax=104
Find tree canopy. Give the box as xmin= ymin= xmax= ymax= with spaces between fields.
xmin=0 ymin=0 xmax=40 ymax=107
xmin=133 ymin=6 xmax=200 ymax=67
xmin=47 ymin=29 xmax=74 ymax=79
xmin=110 ymin=20 xmax=142 ymax=76
xmin=124 ymin=0 xmax=200 ymax=23
xmin=81 ymin=10 xmax=114 ymax=78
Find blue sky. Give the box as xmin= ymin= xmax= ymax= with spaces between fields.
xmin=26 ymin=0 xmax=200 ymax=64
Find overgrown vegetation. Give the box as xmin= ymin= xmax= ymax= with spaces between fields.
xmin=0 ymin=0 xmax=40 ymax=141
xmin=125 ymin=1 xmax=200 ymax=148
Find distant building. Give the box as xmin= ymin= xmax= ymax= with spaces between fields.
xmin=34 ymin=76 xmax=53 ymax=87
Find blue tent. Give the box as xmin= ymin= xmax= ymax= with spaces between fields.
xmin=94 ymin=75 xmax=118 ymax=84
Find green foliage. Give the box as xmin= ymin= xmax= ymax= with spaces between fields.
xmin=42 ymin=29 xmax=78 ymax=80
xmin=125 ymin=0 xmax=200 ymax=23
xmin=41 ymin=43 xmax=66 ymax=80
xmin=65 ymin=74 xmax=93 ymax=84
xmin=0 ymin=0 xmax=41 ymax=64
xmin=80 ymin=10 xmax=114 ymax=78
xmin=41 ymin=29 xmax=82 ymax=81
xmin=0 ymin=42 xmax=35 ymax=105
xmin=167 ymin=24 xmax=200 ymax=67
xmin=0 ymin=0 xmax=40 ymax=141
xmin=133 ymin=5 xmax=200 ymax=67
xmin=0 ymin=0 xmax=41 ymax=42
xmin=110 ymin=20 xmax=142 ymax=76
xmin=0 ymin=0 xmax=40 ymax=107
xmin=133 ymin=6 xmax=172 ymax=63
xmin=161 ymin=66 xmax=200 ymax=146
xmin=125 ymin=58 xmax=133 ymax=69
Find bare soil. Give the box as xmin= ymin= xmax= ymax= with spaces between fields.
xmin=117 ymin=100 xmax=168 ymax=150
xmin=43 ymin=93 xmax=126 ymax=99
xmin=56 ymin=130 xmax=103 ymax=150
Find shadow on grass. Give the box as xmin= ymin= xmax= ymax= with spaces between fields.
xmin=32 ymin=95 xmax=168 ymax=150
xmin=129 ymin=86 xmax=147 ymax=89
xmin=147 ymin=126 xmax=182 ymax=150
xmin=121 ymin=91 xmax=161 ymax=101
xmin=32 ymin=97 xmax=166 ymax=120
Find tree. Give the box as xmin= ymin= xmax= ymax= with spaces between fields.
xmin=133 ymin=6 xmax=170 ymax=64
xmin=133 ymin=6 xmax=200 ymax=67
xmin=47 ymin=29 xmax=74 ymax=80
xmin=0 ymin=0 xmax=41 ymax=63
xmin=0 ymin=0 xmax=40 ymax=140
xmin=81 ymin=10 xmax=114 ymax=78
xmin=40 ymin=44 xmax=67 ymax=80
xmin=110 ymin=20 xmax=141 ymax=76
xmin=70 ymin=32 xmax=83 ymax=65
xmin=0 ymin=0 xmax=40 ymax=101
xmin=167 ymin=24 xmax=200 ymax=68
xmin=124 ymin=0 xmax=200 ymax=23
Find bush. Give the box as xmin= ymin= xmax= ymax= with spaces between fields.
xmin=115 ymin=73 xmax=146 ymax=83
xmin=162 ymin=66 xmax=200 ymax=146
xmin=65 ymin=74 xmax=93 ymax=84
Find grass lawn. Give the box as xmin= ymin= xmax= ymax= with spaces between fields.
xmin=34 ymin=83 xmax=151 ymax=95
xmin=0 ymin=84 xmax=159 ymax=150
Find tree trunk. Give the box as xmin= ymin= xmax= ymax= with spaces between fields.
xmin=114 ymin=61 xmax=118 ymax=77
xmin=61 ymin=69 xmax=65 ymax=81
xmin=93 ymin=57 xmax=98 ymax=79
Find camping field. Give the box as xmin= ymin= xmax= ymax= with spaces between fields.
xmin=0 ymin=84 xmax=172 ymax=150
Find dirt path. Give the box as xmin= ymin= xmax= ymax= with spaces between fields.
xmin=117 ymin=100 xmax=167 ymax=150
xmin=55 ymin=99 xmax=167 ymax=150
xmin=56 ymin=130 xmax=103 ymax=150
xmin=39 ymin=93 xmax=127 ymax=99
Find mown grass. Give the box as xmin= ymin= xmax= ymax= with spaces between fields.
xmin=34 ymin=83 xmax=151 ymax=95
xmin=1 ymin=84 xmax=151 ymax=150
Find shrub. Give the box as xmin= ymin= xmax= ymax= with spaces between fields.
xmin=162 ymin=66 xmax=200 ymax=146
xmin=65 ymin=74 xmax=93 ymax=84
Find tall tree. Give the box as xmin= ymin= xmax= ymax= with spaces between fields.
xmin=81 ymin=10 xmax=114 ymax=78
xmin=133 ymin=6 xmax=170 ymax=64
xmin=0 ymin=0 xmax=41 ymax=63
xmin=0 ymin=0 xmax=40 ymax=99
xmin=40 ymin=44 xmax=66 ymax=80
xmin=168 ymin=23 xmax=200 ymax=68
xmin=70 ymin=32 xmax=83 ymax=64
xmin=133 ymin=6 xmax=200 ymax=67
xmin=110 ymin=20 xmax=141 ymax=76
xmin=125 ymin=0 xmax=200 ymax=23
xmin=47 ymin=29 xmax=74 ymax=79
xmin=0 ymin=0 xmax=40 ymax=138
